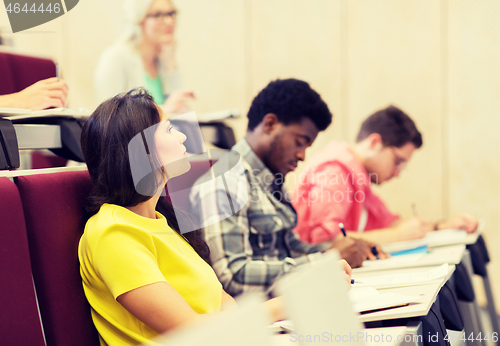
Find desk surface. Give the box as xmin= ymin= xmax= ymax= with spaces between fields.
xmin=382 ymin=230 xmax=481 ymax=253
xmin=356 ymin=265 xmax=455 ymax=323
xmin=354 ymin=244 xmax=465 ymax=273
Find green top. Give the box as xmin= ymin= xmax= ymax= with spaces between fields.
xmin=144 ymin=73 xmax=165 ymax=105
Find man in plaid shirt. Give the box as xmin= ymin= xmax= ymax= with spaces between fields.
xmin=190 ymin=79 xmax=378 ymax=297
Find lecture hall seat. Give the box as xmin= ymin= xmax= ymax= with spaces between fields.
xmin=166 ymin=158 xmax=213 ymax=211
xmin=15 ymin=171 xmax=100 ymax=346
xmin=0 ymin=50 xmax=56 ymax=94
xmin=0 ymin=177 xmax=46 ymax=346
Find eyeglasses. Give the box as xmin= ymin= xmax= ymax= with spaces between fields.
xmin=390 ymin=147 xmax=407 ymax=171
xmin=145 ymin=10 xmax=177 ymax=21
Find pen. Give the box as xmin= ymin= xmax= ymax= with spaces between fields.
xmin=339 ymin=222 xmax=379 ymax=259
xmin=351 ymin=279 xmax=355 ymax=284
xmin=339 ymin=222 xmax=347 ymax=237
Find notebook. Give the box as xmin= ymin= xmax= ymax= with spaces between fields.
xmin=275 ymin=252 xmax=418 ymax=345
xmin=348 ymin=287 xmax=422 ymax=313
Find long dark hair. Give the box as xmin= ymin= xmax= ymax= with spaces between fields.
xmin=81 ymin=88 xmax=210 ymax=263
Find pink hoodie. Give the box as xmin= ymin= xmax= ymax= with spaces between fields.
xmin=292 ymin=141 xmax=399 ymax=244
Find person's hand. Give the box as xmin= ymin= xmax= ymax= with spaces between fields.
xmin=338 ymin=259 xmax=352 ymax=288
xmin=394 ymin=217 xmax=432 ymax=240
xmin=159 ymin=40 xmax=177 ymax=72
xmin=352 ymin=238 xmax=389 ymax=261
xmin=436 ymin=213 xmax=478 ymax=233
xmin=161 ymin=88 xmax=195 ymax=115
xmin=13 ymin=77 xmax=68 ymax=110
xmin=330 ymin=236 xmax=366 ymax=269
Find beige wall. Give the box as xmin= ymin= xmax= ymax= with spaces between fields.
xmin=1 ymin=0 xmax=500 ymax=308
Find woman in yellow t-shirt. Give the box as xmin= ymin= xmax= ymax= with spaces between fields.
xmin=78 ymin=88 xmax=247 ymax=345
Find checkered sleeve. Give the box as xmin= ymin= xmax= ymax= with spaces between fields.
xmin=191 ymin=173 xmax=308 ymax=296
xmin=202 ymin=208 xmax=299 ymax=296
xmin=285 ymin=230 xmax=329 ymax=266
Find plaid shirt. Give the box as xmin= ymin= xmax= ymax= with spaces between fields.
xmin=190 ymin=139 xmax=328 ymax=297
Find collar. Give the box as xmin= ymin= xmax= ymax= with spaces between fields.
xmin=232 ymin=139 xmax=278 ymax=193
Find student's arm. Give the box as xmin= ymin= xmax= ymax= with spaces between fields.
xmin=161 ymin=88 xmax=195 ymax=115
xmin=264 ymin=297 xmax=287 ymax=322
xmin=349 ymin=212 xmax=478 ymax=243
xmin=434 ymin=213 xmax=478 ymax=233
xmin=221 ymin=291 xmax=287 ymax=322
xmin=0 ymin=77 xmax=68 ymax=110
xmin=349 ymin=217 xmax=432 ymax=244
xmin=92 ymin=224 xmax=218 ymax=335
xmin=117 ymin=282 xmax=202 ymax=334
xmin=221 ymin=290 xmax=238 ymax=310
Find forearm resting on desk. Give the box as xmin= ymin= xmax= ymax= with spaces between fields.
xmin=434 ymin=213 xmax=478 ymax=233
xmin=222 ymin=291 xmax=287 ymax=323
xmin=349 ymin=217 xmax=432 ymax=244
xmin=0 ymin=77 xmax=68 ymax=111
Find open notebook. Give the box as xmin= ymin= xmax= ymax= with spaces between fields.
xmin=356 ymin=244 xmax=465 ymax=273
xmin=275 ymin=252 xmax=420 ymax=345
xmin=352 ymin=263 xmax=449 ymax=289
xmin=349 ymin=287 xmax=422 ymax=313
xmin=382 ymin=221 xmax=484 ymax=254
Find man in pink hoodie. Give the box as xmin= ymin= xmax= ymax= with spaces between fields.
xmin=293 ymin=105 xmax=478 ymax=245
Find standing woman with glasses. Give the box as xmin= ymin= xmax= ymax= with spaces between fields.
xmin=94 ymin=0 xmax=194 ymax=114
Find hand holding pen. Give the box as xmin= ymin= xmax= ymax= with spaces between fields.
xmin=338 ymin=223 xmax=388 ymax=263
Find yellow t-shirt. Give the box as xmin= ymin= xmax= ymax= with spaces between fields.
xmin=78 ymin=203 xmax=222 ymax=346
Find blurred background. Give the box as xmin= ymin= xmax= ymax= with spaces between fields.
xmin=1 ymin=0 xmax=499 ymax=309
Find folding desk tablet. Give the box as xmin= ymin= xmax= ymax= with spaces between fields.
xmin=380 ymin=233 xmax=494 ymax=343
xmin=275 ymin=253 xmax=423 ymax=346
xmin=353 ymin=265 xmax=456 ymax=346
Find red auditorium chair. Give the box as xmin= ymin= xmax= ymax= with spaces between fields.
xmin=0 ymin=50 xmax=56 ymax=95
xmin=0 ymin=50 xmax=68 ymax=169
xmin=0 ymin=177 xmax=46 ymax=346
xmin=166 ymin=158 xmax=213 ymax=211
xmin=15 ymin=170 xmax=99 ymax=346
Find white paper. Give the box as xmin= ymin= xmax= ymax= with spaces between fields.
xmin=352 ymin=263 xmax=449 ymax=289
xmin=361 ymin=253 xmax=426 ymax=268
xmin=382 ymin=221 xmax=484 ymax=253
xmin=196 ymin=109 xmax=240 ymax=122
xmin=4 ymin=107 xmax=91 ymax=120
xmin=0 ymin=107 xmax=31 ymax=116
xmin=348 ymin=287 xmax=423 ymax=313
xmin=425 ymin=229 xmax=467 ymax=242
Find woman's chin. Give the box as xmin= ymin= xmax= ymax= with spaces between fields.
xmin=157 ymin=35 xmax=174 ymax=45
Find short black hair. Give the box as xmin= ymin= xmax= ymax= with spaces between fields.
xmin=247 ymin=78 xmax=332 ymax=131
xmin=356 ymin=105 xmax=423 ymax=148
